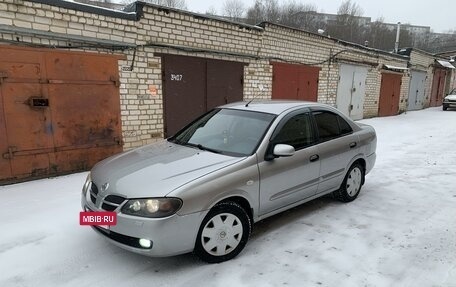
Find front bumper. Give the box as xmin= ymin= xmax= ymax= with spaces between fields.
xmin=81 ymin=191 xmax=207 ymax=257
xmin=443 ymin=101 xmax=456 ymax=108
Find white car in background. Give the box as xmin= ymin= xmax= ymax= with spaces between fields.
xmin=443 ymin=88 xmax=456 ymax=110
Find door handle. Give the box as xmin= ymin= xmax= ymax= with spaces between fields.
xmin=349 ymin=142 xmax=357 ymax=148
xmin=309 ymin=154 xmax=319 ymax=162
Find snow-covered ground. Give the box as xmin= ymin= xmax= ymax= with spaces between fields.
xmin=1 ymin=107 xmax=455 ymax=287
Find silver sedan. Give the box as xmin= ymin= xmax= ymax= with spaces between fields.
xmin=81 ymin=101 xmax=377 ymax=263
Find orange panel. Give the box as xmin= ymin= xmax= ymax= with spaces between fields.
xmin=272 ymin=62 xmax=320 ymax=101
xmin=378 ymin=73 xmax=402 ymax=117
xmin=430 ymin=69 xmax=447 ymax=107
xmin=0 ymin=45 xmax=122 ymax=184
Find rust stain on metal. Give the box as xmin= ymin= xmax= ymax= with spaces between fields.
xmin=0 ymin=46 xmax=123 ymax=184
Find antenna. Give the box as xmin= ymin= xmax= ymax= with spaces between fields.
xmin=245 ymin=83 xmax=265 ymax=107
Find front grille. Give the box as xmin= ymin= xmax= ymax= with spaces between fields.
xmin=102 ymin=194 xmax=126 ymax=211
xmin=89 ymin=183 xmax=98 ymax=204
xmin=88 ymin=181 xmax=126 ymax=211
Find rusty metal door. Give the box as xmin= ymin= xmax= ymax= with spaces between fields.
xmin=163 ymin=55 xmax=244 ymax=137
xmin=430 ymin=68 xmax=447 ymax=107
xmin=272 ymin=62 xmax=320 ymax=101
xmin=378 ymin=73 xmax=402 ymax=117
xmin=0 ymin=46 xmax=123 ymax=184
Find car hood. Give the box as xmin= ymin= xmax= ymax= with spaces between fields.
xmin=445 ymin=94 xmax=456 ymax=101
xmin=91 ymin=140 xmax=245 ymax=198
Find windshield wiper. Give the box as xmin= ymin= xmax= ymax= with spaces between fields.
xmin=195 ymin=144 xmax=222 ymax=154
xmin=169 ymin=139 xmax=222 ymax=154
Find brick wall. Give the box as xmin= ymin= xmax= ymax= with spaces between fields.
xmin=0 ymin=0 xmax=412 ymax=150
xmin=409 ymin=50 xmax=435 ymax=108
xmin=261 ymin=23 xmax=409 ymax=117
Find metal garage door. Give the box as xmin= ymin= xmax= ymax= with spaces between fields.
xmin=272 ymin=62 xmax=320 ymax=102
xmin=430 ymin=68 xmax=447 ymax=107
xmin=163 ymin=55 xmax=244 ymax=137
xmin=336 ymin=64 xmax=368 ymax=120
xmin=378 ymin=73 xmax=402 ymax=117
xmin=407 ymin=70 xmax=426 ymax=111
xmin=0 ymin=46 xmax=123 ymax=184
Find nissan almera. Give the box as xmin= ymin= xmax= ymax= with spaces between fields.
xmin=81 ymin=101 xmax=377 ymax=263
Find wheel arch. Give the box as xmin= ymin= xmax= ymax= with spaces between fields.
xmin=349 ymin=156 xmax=366 ymax=184
xmin=217 ymin=196 xmax=254 ymax=228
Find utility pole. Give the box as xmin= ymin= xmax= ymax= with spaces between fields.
xmin=394 ymin=22 xmax=401 ymax=53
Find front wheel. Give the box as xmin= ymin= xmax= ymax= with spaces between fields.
xmin=333 ymin=162 xmax=365 ymax=202
xmin=443 ymin=105 xmax=448 ymax=111
xmin=194 ymin=202 xmax=251 ymax=263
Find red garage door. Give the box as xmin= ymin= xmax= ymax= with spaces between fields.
xmin=430 ymin=68 xmax=447 ymax=107
xmin=378 ymin=73 xmax=402 ymax=117
xmin=0 ymin=45 xmax=123 ymax=184
xmin=272 ymin=62 xmax=320 ymax=102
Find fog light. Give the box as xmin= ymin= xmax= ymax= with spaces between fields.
xmin=139 ymin=238 xmax=151 ymax=248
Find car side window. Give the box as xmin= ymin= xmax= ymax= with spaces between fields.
xmin=271 ymin=113 xmax=315 ymax=150
xmin=313 ymin=111 xmax=352 ymax=142
xmin=338 ymin=116 xmax=353 ymax=135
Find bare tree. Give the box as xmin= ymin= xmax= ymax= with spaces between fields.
xmin=245 ymin=0 xmax=281 ymax=24
xmin=326 ymin=0 xmax=365 ymax=43
xmin=222 ymin=0 xmax=245 ymax=22
xmin=246 ymin=0 xmax=265 ymax=24
xmin=278 ymin=2 xmax=322 ymax=32
xmin=205 ymin=6 xmax=218 ymax=16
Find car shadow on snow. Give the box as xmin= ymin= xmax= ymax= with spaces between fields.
xmin=93 ymin=195 xmax=348 ymax=270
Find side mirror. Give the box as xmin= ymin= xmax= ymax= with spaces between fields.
xmin=273 ymin=144 xmax=295 ymax=157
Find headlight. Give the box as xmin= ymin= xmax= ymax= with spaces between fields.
xmin=82 ymin=172 xmax=91 ymax=195
xmin=121 ymin=198 xmax=182 ymax=218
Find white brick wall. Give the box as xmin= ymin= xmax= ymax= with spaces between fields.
xmin=409 ymin=50 xmax=436 ymax=108
xmin=0 ymin=0 xmax=418 ymax=149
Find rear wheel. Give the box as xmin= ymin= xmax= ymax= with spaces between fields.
xmin=333 ymin=163 xmax=364 ymax=202
xmin=194 ymin=201 xmax=251 ymax=263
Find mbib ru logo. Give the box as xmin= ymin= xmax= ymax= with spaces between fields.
xmin=79 ymin=212 xmax=117 ymax=226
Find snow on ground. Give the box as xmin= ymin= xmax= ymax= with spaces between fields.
xmin=1 ymin=107 xmax=456 ymax=287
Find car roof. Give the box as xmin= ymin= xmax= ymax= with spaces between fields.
xmin=220 ymin=100 xmax=328 ymax=115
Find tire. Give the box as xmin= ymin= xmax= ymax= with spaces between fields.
xmin=443 ymin=105 xmax=448 ymax=111
xmin=194 ymin=201 xmax=251 ymax=263
xmin=333 ymin=162 xmax=365 ymax=202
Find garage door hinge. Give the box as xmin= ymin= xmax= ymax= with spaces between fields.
xmin=110 ymin=76 xmax=120 ymax=87
xmin=2 ymin=146 xmax=17 ymax=159
xmin=0 ymin=71 xmax=8 ymax=84
xmin=114 ymin=137 xmax=123 ymax=146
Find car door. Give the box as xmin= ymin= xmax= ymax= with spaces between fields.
xmin=258 ymin=110 xmax=320 ymax=215
xmin=311 ymin=110 xmax=360 ymax=195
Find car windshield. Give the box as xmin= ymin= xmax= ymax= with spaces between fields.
xmin=450 ymin=88 xmax=456 ymax=95
xmin=169 ymin=108 xmax=276 ymax=156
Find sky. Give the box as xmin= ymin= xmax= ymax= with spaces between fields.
xmin=185 ymin=0 xmax=456 ymax=33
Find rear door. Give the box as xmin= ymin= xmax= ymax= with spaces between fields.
xmin=311 ymin=110 xmax=360 ymax=194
